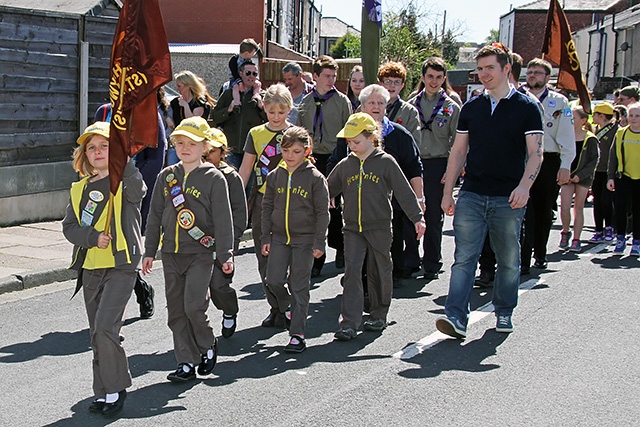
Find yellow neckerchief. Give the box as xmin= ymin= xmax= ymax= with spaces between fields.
xmin=70 ymin=176 xmax=128 ymax=269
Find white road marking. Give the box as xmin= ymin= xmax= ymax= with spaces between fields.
xmin=583 ymin=242 xmax=611 ymax=255
xmin=393 ymin=278 xmax=542 ymax=360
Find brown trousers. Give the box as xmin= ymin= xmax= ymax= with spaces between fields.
xmin=251 ymin=192 xmax=279 ymax=311
xmin=162 ymin=252 xmax=215 ymax=365
xmin=340 ymin=228 xmax=393 ymax=330
xmin=265 ymin=240 xmax=313 ymax=336
xmin=209 ymin=258 xmax=238 ymax=315
xmin=83 ymin=268 xmax=135 ymax=397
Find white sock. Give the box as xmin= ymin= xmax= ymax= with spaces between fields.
xmin=95 ymin=398 xmax=105 ymax=403
xmin=182 ymin=364 xmax=194 ymax=373
xmin=223 ymin=315 xmax=235 ymax=328
xmin=105 ymin=392 xmax=119 ymax=404
xmin=207 ymin=348 xmax=214 ymax=359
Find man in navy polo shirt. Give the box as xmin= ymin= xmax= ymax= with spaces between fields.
xmin=436 ymin=44 xmax=544 ymax=339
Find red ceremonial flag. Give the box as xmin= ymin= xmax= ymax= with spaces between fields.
xmin=541 ymin=0 xmax=591 ymax=113
xmin=108 ymin=0 xmax=172 ymax=195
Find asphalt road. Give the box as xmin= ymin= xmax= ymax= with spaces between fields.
xmin=0 ymin=216 xmax=638 ymax=426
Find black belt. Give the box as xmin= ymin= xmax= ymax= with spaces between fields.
xmin=544 ymin=152 xmax=560 ymax=157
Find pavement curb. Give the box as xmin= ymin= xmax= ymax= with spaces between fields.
xmin=0 ymin=267 xmax=77 ymax=295
xmin=0 ymin=228 xmax=254 ymax=296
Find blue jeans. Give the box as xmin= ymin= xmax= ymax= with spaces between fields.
xmin=445 ymin=191 xmax=525 ymax=324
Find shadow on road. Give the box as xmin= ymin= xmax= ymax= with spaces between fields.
xmin=0 ymin=330 xmax=90 ymax=362
xmin=43 ymin=380 xmax=199 ymax=426
xmin=397 ymin=329 xmax=508 ymax=379
xmin=591 ymin=254 xmax=640 ymax=269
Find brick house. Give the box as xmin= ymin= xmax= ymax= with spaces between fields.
xmin=159 ymin=0 xmax=321 ymax=59
xmin=498 ymin=0 xmax=637 ymax=64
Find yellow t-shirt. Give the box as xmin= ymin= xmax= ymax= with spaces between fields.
xmin=615 ymin=126 xmax=640 ymax=180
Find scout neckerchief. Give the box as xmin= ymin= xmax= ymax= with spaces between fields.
xmin=254 ymin=125 xmax=289 ymax=188
xmin=350 ymin=96 xmax=360 ymax=112
xmin=386 ymin=97 xmax=403 ymax=122
xmin=165 ymin=165 xmax=215 ymax=250
xmin=312 ymin=87 xmax=337 ymax=143
xmin=414 ymin=90 xmax=446 ymax=131
xmin=521 ymin=85 xmax=549 ymax=104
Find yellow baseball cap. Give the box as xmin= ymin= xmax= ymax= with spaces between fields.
xmin=209 ymin=127 xmax=228 ymax=148
xmin=77 ymin=121 xmax=110 ymax=145
xmin=336 ymin=112 xmax=378 ymax=139
xmin=172 ymin=116 xmax=213 ymax=142
xmin=593 ymin=102 xmax=615 ymax=115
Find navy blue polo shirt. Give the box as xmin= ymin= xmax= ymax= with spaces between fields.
xmin=457 ymin=87 xmax=544 ymax=197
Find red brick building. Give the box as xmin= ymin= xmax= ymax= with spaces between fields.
xmin=159 ymin=0 xmax=266 ymax=47
xmin=499 ymin=0 xmax=637 ymax=64
xmin=158 ymin=0 xmax=321 ymax=59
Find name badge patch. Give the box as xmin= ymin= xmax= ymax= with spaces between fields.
xmin=89 ymin=191 xmax=104 ymax=202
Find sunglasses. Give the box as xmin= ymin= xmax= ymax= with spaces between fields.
xmin=245 ymin=71 xmax=258 ymax=77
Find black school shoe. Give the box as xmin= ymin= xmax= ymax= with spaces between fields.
xmin=197 ymin=338 xmax=218 ymax=376
xmin=284 ymin=336 xmax=306 ymax=353
xmin=88 ymin=399 xmax=105 ymax=413
xmin=137 ymin=275 xmax=155 ymax=319
xmin=102 ymin=390 xmax=126 ymax=417
xmin=167 ymin=363 xmax=196 ymax=382
xmin=221 ymin=314 xmax=237 ymax=338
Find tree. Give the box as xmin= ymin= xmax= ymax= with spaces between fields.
xmin=330 ymin=32 xmax=361 ymax=59
xmin=379 ymin=1 xmax=461 ymax=96
xmin=485 ymin=29 xmax=500 ymax=44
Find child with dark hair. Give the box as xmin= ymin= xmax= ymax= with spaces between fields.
xmin=261 ymin=126 xmax=329 ymax=352
xmin=228 ymin=38 xmax=261 ymax=108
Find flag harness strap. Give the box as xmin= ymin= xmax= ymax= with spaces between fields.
xmin=166 ymin=166 xmax=216 ymax=250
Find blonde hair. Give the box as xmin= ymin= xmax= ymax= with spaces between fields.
xmin=174 ymin=70 xmax=207 ymax=100
xmin=72 ymin=135 xmax=100 ymax=177
xmin=282 ymin=126 xmax=315 ymax=163
xmin=263 ymin=83 xmax=293 ymax=110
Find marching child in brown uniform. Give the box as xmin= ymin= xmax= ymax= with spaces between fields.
xmin=238 ymin=83 xmax=294 ymax=328
xmin=327 ymin=113 xmax=426 ymax=341
xmin=204 ymin=129 xmax=248 ymax=338
xmin=261 ymin=126 xmax=330 ymax=352
xmin=142 ymin=116 xmax=234 ymax=382
xmin=62 ymin=122 xmax=145 ymax=417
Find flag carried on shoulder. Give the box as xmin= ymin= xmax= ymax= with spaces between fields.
xmin=108 ymin=0 xmax=172 ymax=195
xmin=541 ymin=0 xmax=591 ymax=113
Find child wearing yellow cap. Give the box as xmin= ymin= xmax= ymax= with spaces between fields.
xmin=327 ymin=112 xmax=426 ymax=341
xmin=62 ymin=122 xmax=146 ymax=417
xmin=142 ymin=116 xmax=234 ymax=382
xmin=203 ymin=128 xmax=248 ymax=338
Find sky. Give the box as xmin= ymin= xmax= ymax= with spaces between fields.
xmin=315 ymin=0 xmax=533 ymax=43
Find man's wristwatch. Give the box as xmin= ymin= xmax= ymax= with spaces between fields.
xmin=417 ymin=197 xmax=425 ymax=203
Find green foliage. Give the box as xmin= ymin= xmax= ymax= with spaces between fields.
xmin=330 ymin=32 xmax=361 ymax=59
xmin=485 ymin=29 xmax=500 ymax=44
xmin=379 ymin=1 xmax=460 ymax=96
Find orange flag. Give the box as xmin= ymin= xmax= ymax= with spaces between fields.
xmin=108 ymin=0 xmax=173 ymax=195
xmin=541 ymin=0 xmax=591 ymax=113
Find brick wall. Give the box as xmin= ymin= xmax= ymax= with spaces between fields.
xmin=159 ymin=0 xmax=266 ymax=48
xmin=512 ymin=11 xmax=598 ymax=64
